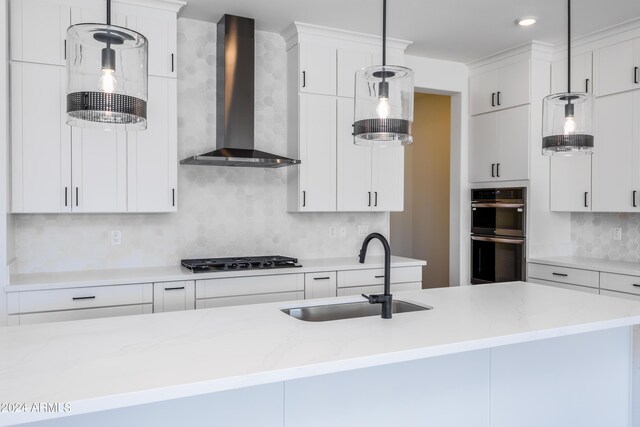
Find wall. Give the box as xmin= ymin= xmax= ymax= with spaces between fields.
xmin=572 ymin=213 xmax=640 ymax=262
xmin=10 ymin=19 xmax=387 ymax=274
xmin=391 ymin=93 xmax=451 ymax=288
xmin=1 ymin=0 xmax=10 ymax=325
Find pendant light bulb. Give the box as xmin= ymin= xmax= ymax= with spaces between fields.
xmin=98 ymin=69 xmax=118 ymax=93
xmin=376 ymin=96 xmax=391 ymax=118
xmin=563 ymin=115 xmax=576 ymax=134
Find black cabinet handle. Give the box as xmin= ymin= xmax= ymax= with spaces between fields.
xmin=496 ymin=163 xmax=500 ymax=177
xmin=633 ymin=284 xmax=640 ymax=288
xmin=64 ymin=39 xmax=66 ymax=60
xmin=313 ymin=277 xmax=331 ymax=280
xmin=165 ymin=286 xmax=185 ymax=291
xmin=634 ymin=191 xmax=637 ymax=208
xmin=496 ymin=91 xmax=501 ymax=106
xmin=635 ymin=67 xmax=639 ymax=84
xmin=585 ymin=78 xmax=590 ymax=93
xmin=64 ymin=187 xmax=68 ymax=207
xmin=374 ymin=191 xmax=378 ymax=207
xmin=552 ymin=272 xmax=568 ymax=277
xmin=375 ymin=275 xmax=385 ymax=278
xmin=75 ymin=187 xmax=79 ymax=207
xmin=171 ymin=53 xmax=175 ymax=72
xmin=584 ymin=191 xmax=589 ymax=208
xmin=491 ymin=163 xmax=495 ymax=177
xmin=491 ymin=92 xmax=496 ymax=107
xmin=302 ymin=191 xmax=306 ymax=207
xmin=73 ymin=296 xmax=96 ymax=301
xmin=302 ymin=71 xmax=306 ymax=88
xmin=172 ymin=188 xmax=175 ymax=207
xmin=368 ymin=191 xmax=371 ymax=207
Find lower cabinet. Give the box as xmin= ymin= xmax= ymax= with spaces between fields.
xmin=153 ymin=281 xmax=195 ymax=313
xmin=336 ymin=266 xmax=423 ymax=296
xmin=527 ymin=278 xmax=599 ymax=295
xmin=304 ymin=272 xmax=337 ymax=299
xmin=10 ymin=304 xmax=152 ymax=326
xmin=337 ymin=282 xmax=422 ymax=297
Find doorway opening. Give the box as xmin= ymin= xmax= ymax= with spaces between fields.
xmin=391 ymin=92 xmax=451 ymax=288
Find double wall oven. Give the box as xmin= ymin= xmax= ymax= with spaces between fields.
xmin=471 ymin=187 xmax=526 ymax=284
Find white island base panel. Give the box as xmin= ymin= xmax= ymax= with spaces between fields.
xmin=16 ymin=327 xmax=633 ymax=427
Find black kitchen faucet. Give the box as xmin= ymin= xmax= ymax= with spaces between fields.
xmin=359 ymin=233 xmax=393 ymax=319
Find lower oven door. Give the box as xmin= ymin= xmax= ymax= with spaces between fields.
xmin=471 ymin=235 xmax=525 ymax=284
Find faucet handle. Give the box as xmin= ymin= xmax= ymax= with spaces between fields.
xmin=362 ymin=293 xmax=381 ymax=304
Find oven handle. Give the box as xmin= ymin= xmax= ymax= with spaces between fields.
xmin=471 ymin=236 xmax=525 ymax=244
xmin=471 ymin=203 xmax=525 ymax=208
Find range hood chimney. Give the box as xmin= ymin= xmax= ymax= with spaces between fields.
xmin=181 ymin=15 xmax=300 ymax=168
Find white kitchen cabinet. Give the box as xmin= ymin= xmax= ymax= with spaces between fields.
xmin=469 ymin=105 xmax=529 ymax=183
xmin=372 ymin=146 xmax=404 ymax=211
xmin=153 ymin=281 xmax=195 ymax=313
xmin=527 ymin=263 xmax=600 ymax=288
xmin=304 ymin=272 xmax=337 ymax=299
xmin=600 ymin=272 xmax=640 ymax=297
xmin=11 ymin=62 xmax=70 ymax=213
xmin=127 ymin=77 xmax=178 ymax=212
xmin=528 ymin=278 xmax=600 ymax=295
xmin=600 ymin=289 xmax=640 ymax=301
xmin=594 ymin=38 xmax=640 ymax=97
xmin=196 ymin=292 xmax=304 ymax=310
xmin=337 ymin=48 xmax=372 ymax=98
xmin=592 ymin=91 xmax=640 ymax=212
xmin=337 ymin=282 xmax=422 ymax=297
xmin=289 ymin=93 xmax=337 ymax=212
xmin=551 ymin=52 xmax=593 ymax=94
xmin=550 ymin=155 xmax=592 ymax=212
xmin=470 ymin=59 xmax=530 ymax=116
xmin=10 ymin=0 xmax=69 ymax=66
xmin=9 ymin=304 xmax=152 ymax=326
xmin=296 ymin=43 xmax=337 ymax=96
xmin=337 ymin=266 xmax=422 ymax=288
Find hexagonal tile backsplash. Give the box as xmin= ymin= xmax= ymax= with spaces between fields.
xmin=12 ymin=19 xmax=388 ymax=274
xmin=572 ymin=213 xmax=640 ymax=262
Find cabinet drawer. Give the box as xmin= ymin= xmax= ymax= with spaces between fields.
xmin=600 ymin=273 xmax=640 ymax=296
xmin=12 ymin=283 xmax=153 ymax=314
xmin=528 ymin=263 xmax=599 ymax=288
xmin=600 ymin=289 xmax=640 ymax=301
xmin=13 ymin=304 xmax=152 ymax=325
xmin=195 ymin=291 xmax=304 ymax=309
xmin=337 ymin=267 xmax=422 ymax=288
xmin=529 ymin=278 xmax=599 ymax=295
xmin=196 ymin=274 xmax=304 ymax=299
xmin=336 ymin=282 xmax=422 ymax=297
xmin=153 ymin=281 xmax=195 ymax=313
xmin=304 ymin=272 xmax=337 ymax=299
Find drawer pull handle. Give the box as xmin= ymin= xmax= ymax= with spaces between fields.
xmin=72 ymin=296 xmax=96 ymax=301
xmin=633 ymin=284 xmax=640 ymax=288
xmin=313 ymin=277 xmax=331 ymax=280
xmin=374 ymin=275 xmax=385 ymax=278
xmin=552 ymin=273 xmax=568 ymax=277
xmin=165 ymin=286 xmax=185 ymax=291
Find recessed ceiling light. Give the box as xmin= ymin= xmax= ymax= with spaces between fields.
xmin=516 ymin=17 xmax=537 ymax=27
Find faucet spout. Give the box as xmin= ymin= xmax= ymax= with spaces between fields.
xmin=359 ymin=232 xmax=393 ymax=319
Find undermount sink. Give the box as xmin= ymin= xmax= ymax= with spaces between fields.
xmin=282 ymin=300 xmax=432 ymax=322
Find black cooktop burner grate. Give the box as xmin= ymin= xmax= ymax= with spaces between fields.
xmin=181 ymin=256 xmax=302 ymax=273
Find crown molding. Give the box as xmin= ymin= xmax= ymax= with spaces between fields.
xmin=113 ymin=0 xmax=186 ymax=13
xmin=467 ymin=41 xmax=554 ymax=70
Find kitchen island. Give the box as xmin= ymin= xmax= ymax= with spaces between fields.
xmin=1 ymin=282 xmax=640 ymax=427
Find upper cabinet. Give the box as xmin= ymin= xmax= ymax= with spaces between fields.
xmin=594 ymin=38 xmax=640 ymax=97
xmin=469 ymin=59 xmax=530 ymax=116
xmin=551 ymin=52 xmax=593 ymax=94
xmin=283 ymin=23 xmax=410 ymax=212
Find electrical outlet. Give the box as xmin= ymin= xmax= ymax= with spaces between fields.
xmin=111 ymin=230 xmax=122 ymax=245
xmin=358 ymin=224 xmax=369 ymax=236
xmin=612 ymin=228 xmax=622 ymax=241
xmin=339 ymin=225 xmax=347 ymax=238
xmin=329 ymin=226 xmax=337 ymax=238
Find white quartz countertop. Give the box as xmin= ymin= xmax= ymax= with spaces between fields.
xmin=6 ymin=256 xmax=426 ymax=292
xmin=2 ymin=282 xmax=640 ymax=425
xmin=528 ymin=256 xmax=640 ymax=276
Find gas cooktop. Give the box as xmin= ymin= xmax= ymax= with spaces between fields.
xmin=181 ymin=256 xmax=302 ymax=273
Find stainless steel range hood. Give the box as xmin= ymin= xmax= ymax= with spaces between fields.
xmin=181 ymin=15 xmax=300 ymax=168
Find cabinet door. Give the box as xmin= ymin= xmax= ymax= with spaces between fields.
xmin=469 ymin=113 xmax=498 ymax=183
xmin=592 ymin=92 xmax=636 ymax=212
xmin=299 ymin=94 xmax=337 ymax=211
xmin=371 ymin=146 xmax=404 ymax=211
xmin=470 ymin=70 xmax=498 ymax=115
xmin=496 ymin=105 xmax=529 ymax=181
xmin=551 ymin=52 xmax=593 ymax=94
xmin=153 ymin=281 xmax=195 ymax=313
xmin=594 ymin=39 xmax=637 ymax=97
xmin=71 ymin=128 xmax=127 ymax=212
xmin=304 ymin=272 xmax=337 ymax=299
xmin=299 ymin=43 xmax=336 ymax=96
xmin=10 ymin=0 xmax=69 ymax=65
xmin=550 ymin=156 xmax=592 ymax=212
xmin=337 ymin=48 xmax=372 ymax=98
xmin=11 ymin=62 xmax=71 ymax=213
xmin=128 ymin=77 xmax=177 ymax=212
xmin=337 ymin=97 xmax=372 ymax=211
xmin=496 ymin=60 xmax=530 ymax=110
xmin=115 ymin=3 xmax=176 ymax=78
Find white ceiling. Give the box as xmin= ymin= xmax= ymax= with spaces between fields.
xmin=179 ymin=0 xmax=640 ymax=63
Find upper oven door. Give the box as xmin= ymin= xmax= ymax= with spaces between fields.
xmin=471 ymin=202 xmax=526 ymax=237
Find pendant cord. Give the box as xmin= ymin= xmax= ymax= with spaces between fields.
xmin=106 ymin=0 xmax=111 ymax=26
xmin=382 ymin=0 xmax=386 ymax=67
xmin=567 ymin=0 xmax=571 ymax=93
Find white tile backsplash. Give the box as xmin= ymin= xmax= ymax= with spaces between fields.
xmin=12 ymin=19 xmax=387 ymax=274
xmin=572 ymin=212 xmax=640 ymax=262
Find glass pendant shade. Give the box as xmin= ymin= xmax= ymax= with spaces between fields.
xmin=542 ymin=92 xmax=594 ymax=155
xmin=66 ymin=24 xmax=148 ymax=130
xmin=353 ymin=65 xmax=414 ymax=147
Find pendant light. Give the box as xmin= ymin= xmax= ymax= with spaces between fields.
xmin=353 ymin=0 xmax=414 ymax=147
xmin=66 ymin=0 xmax=148 ymax=130
xmin=542 ymin=0 xmax=594 ymax=155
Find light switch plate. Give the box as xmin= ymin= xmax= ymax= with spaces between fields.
xmin=111 ymin=230 xmax=122 ymax=245
xmin=612 ymin=228 xmax=622 ymax=241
